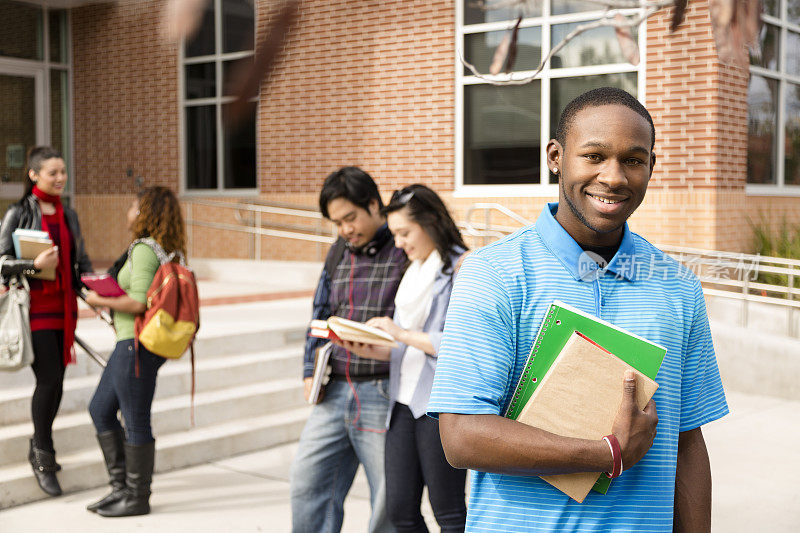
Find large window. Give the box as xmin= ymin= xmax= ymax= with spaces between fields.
xmin=457 ymin=1 xmax=644 ymax=195
xmin=182 ymin=0 xmax=256 ymax=191
xmin=0 ymin=1 xmax=71 ymax=210
xmin=747 ymin=0 xmax=800 ymax=190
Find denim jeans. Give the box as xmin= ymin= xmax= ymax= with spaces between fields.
xmin=290 ymin=378 xmax=394 ymax=533
xmin=88 ymin=339 xmax=166 ymax=445
xmin=385 ymin=403 xmax=466 ymax=532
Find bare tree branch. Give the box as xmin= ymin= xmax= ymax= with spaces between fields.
xmin=460 ymin=3 xmax=671 ymax=86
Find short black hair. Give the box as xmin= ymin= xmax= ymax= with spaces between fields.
xmin=319 ymin=166 xmax=383 ymax=219
xmin=555 ymin=87 xmax=655 ymax=149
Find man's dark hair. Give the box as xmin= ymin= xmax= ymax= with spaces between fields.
xmin=555 ymin=87 xmax=655 ymax=149
xmin=319 ymin=166 xmax=383 ymax=219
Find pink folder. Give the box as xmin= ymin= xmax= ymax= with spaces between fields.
xmin=81 ymin=273 xmax=127 ymax=297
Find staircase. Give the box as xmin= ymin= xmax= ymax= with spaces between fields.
xmin=0 ymin=298 xmax=312 ymax=509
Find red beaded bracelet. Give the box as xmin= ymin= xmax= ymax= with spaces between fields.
xmin=603 ymin=434 xmax=623 ymax=479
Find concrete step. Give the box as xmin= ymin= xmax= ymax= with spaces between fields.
xmin=0 ymin=345 xmax=304 ymax=426
xmin=0 ymin=376 xmax=305 ymax=468
xmin=0 ymin=298 xmax=311 ymax=387
xmin=0 ymin=406 xmax=311 ymax=509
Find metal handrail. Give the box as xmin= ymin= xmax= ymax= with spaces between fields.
xmin=183 ymin=198 xmax=335 ymax=260
xmin=182 ymin=198 xmax=799 ymax=333
xmin=463 ymin=203 xmax=800 ymax=336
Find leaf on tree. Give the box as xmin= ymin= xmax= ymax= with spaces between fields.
xmin=711 ymin=0 xmax=762 ymax=68
xmin=504 ymin=16 xmax=523 ymax=73
xmin=490 ymin=16 xmax=522 ymax=75
xmin=670 ymin=0 xmax=688 ymax=32
xmin=161 ymin=0 xmax=210 ymax=43
xmin=225 ymin=0 xmax=301 ymax=130
xmin=615 ymin=14 xmax=640 ymax=66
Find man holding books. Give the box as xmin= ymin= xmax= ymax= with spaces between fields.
xmin=428 ymin=87 xmax=728 ymax=532
xmin=290 ymin=167 xmax=405 ymax=533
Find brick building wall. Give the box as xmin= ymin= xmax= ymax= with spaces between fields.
xmin=71 ymin=0 xmax=180 ymax=261
xmin=68 ymin=0 xmax=800 ymax=263
xmin=257 ymin=0 xmax=456 ymax=195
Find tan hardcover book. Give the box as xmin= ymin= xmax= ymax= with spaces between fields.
xmin=517 ymin=331 xmax=658 ymax=503
xmin=17 ymin=237 xmax=56 ymax=281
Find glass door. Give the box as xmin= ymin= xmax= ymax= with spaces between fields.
xmin=0 ymin=64 xmax=45 ymax=211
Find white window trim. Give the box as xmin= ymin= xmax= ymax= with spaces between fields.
xmin=0 ymin=2 xmax=73 ymax=197
xmin=454 ymin=2 xmax=647 ymax=198
xmin=179 ymin=0 xmax=258 ymax=197
xmin=747 ymin=4 xmax=800 ymax=193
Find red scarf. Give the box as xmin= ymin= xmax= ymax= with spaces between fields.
xmin=32 ymin=185 xmax=77 ymax=366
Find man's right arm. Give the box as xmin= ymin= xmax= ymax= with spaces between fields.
xmin=439 ymin=371 xmax=659 ymax=476
xmin=303 ymin=267 xmax=332 ymax=380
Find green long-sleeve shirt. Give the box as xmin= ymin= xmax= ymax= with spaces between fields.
xmin=114 ymin=243 xmax=159 ymax=341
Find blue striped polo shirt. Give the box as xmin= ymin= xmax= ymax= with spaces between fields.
xmin=427 ymin=202 xmax=729 ymax=532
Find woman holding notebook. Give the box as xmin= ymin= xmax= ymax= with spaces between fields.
xmin=336 ymin=184 xmax=468 ymax=532
xmin=83 ymin=186 xmax=186 ymax=517
xmin=0 ymin=146 xmax=93 ymax=497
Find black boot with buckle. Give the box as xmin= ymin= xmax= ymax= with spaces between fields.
xmin=28 ymin=439 xmax=62 ymax=496
xmin=86 ymin=429 xmax=126 ymax=512
xmin=96 ymin=440 xmax=154 ymax=517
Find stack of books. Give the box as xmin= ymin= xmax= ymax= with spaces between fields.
xmin=505 ymin=301 xmax=666 ymax=503
xmin=12 ymin=229 xmax=55 ymax=280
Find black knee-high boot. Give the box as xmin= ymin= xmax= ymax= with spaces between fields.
xmin=96 ymin=441 xmax=154 ymax=517
xmin=86 ymin=429 xmax=126 ymax=512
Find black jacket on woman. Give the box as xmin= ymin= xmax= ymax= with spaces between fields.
xmin=0 ymin=194 xmax=93 ymax=284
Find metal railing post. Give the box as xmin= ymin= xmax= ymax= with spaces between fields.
xmin=255 ymin=210 xmax=262 ymax=261
xmin=186 ymin=202 xmax=193 ymax=257
xmin=483 ymin=208 xmax=490 ymax=247
xmin=741 ymin=275 xmax=749 ymax=328
xmin=789 ymin=271 xmax=795 ymax=337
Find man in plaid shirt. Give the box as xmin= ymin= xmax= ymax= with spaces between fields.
xmin=291 ymin=167 xmax=405 ymax=533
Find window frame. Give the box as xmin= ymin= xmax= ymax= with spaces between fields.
xmin=0 ymin=1 xmax=73 ymax=200
xmin=454 ymin=1 xmax=648 ymax=198
xmin=179 ymin=0 xmax=258 ymax=196
xmin=747 ymin=4 xmax=800 ymax=196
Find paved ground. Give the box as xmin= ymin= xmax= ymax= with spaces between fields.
xmin=1 ymin=390 xmax=797 ymax=532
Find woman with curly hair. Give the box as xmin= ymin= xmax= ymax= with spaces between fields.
xmin=83 ymin=186 xmax=186 ymax=517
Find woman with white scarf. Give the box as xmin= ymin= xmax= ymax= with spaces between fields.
xmin=336 ymin=184 xmax=468 ymax=533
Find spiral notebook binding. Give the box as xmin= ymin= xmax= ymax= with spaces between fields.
xmin=505 ymin=304 xmax=558 ymax=417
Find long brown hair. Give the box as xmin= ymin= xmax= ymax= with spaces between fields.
xmin=131 ymin=186 xmax=186 ymax=257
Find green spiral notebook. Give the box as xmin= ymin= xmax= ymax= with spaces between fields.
xmin=504 ymin=300 xmax=667 ymax=494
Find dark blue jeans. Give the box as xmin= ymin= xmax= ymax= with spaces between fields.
xmin=88 ymin=339 xmax=166 ymax=445
xmin=384 ymin=403 xmax=467 ymax=533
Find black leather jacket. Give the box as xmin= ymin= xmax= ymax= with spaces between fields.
xmin=0 ymin=194 xmax=93 ymax=285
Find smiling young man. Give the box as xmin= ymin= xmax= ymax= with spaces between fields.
xmin=427 ymin=87 xmax=729 ymax=532
xmin=290 ymin=166 xmax=405 ymax=533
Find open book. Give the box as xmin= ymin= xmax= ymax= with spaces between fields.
xmin=517 ymin=331 xmax=659 ymax=503
xmin=309 ymin=316 xmax=399 ymax=348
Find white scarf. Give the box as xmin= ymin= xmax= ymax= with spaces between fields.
xmin=395 ymin=250 xmax=443 ymax=407
xmin=394 ymin=249 xmax=443 ymax=331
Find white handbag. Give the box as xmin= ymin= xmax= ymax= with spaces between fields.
xmin=0 ymin=257 xmax=34 ymax=371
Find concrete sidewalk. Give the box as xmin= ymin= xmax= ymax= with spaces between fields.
xmin=1 ymin=390 xmax=797 ymax=532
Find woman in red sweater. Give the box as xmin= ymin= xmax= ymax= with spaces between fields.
xmin=0 ymin=146 xmax=93 ymax=496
